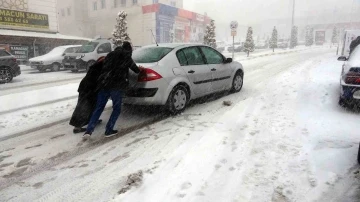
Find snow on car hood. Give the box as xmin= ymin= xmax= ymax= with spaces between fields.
xmin=29 ymin=54 xmax=60 ymax=62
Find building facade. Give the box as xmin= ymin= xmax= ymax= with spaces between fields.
xmin=58 ymin=0 xmax=210 ymax=46
xmin=0 ymin=0 xmax=89 ymax=61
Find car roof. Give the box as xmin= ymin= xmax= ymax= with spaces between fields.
xmin=141 ymin=43 xmax=203 ymax=49
xmin=57 ymin=45 xmax=82 ymax=49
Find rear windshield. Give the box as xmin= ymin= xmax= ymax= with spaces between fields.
xmin=132 ymin=47 xmax=173 ymax=63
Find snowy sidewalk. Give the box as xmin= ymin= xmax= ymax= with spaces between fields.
xmin=0 ymin=83 xmax=79 ymax=114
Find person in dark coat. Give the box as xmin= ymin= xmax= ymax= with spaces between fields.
xmin=350 ymin=36 xmax=360 ymax=55
xmin=69 ymin=57 xmax=105 ymax=133
xmin=83 ymin=41 xmax=141 ymax=138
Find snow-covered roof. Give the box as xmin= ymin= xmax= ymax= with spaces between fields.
xmin=0 ymin=29 xmax=91 ymax=41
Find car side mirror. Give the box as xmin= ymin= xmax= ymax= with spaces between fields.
xmin=225 ymin=58 xmax=233 ymax=63
xmin=62 ymin=53 xmax=66 ymax=56
xmin=338 ymin=56 xmax=347 ymax=61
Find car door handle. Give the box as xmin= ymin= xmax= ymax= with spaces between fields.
xmin=188 ymin=70 xmax=195 ymax=74
xmin=211 ymin=68 xmax=217 ymax=71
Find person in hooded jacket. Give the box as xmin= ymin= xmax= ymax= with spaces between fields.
xmin=83 ymin=41 xmax=141 ymax=138
xmin=70 ymin=57 xmax=105 ymax=133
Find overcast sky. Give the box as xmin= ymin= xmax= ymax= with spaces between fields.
xmin=183 ymin=0 xmax=360 ymax=41
xmin=184 ymin=0 xmax=357 ymax=25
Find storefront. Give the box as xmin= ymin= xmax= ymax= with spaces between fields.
xmin=0 ymin=7 xmax=90 ymax=62
xmin=142 ymin=3 xmax=211 ymax=44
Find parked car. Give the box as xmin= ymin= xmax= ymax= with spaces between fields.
xmin=277 ymin=39 xmax=288 ymax=49
xmin=338 ymin=46 xmax=360 ymax=107
xmin=29 ymin=45 xmax=81 ymax=72
xmin=227 ymin=43 xmax=243 ymax=52
xmin=216 ymin=41 xmax=226 ymax=52
xmin=63 ymin=39 xmax=115 ymax=72
xmin=255 ymin=41 xmax=268 ymax=49
xmin=0 ymin=48 xmax=21 ymax=83
xmin=124 ymin=43 xmax=244 ymax=114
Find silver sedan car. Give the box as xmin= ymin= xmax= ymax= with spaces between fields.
xmin=124 ymin=43 xmax=244 ymax=114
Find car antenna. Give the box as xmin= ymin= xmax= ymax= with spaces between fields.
xmin=150 ymin=29 xmax=159 ymax=46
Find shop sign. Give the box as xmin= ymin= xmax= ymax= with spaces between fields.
xmin=9 ymin=45 xmax=29 ymax=60
xmin=0 ymin=8 xmax=49 ymax=29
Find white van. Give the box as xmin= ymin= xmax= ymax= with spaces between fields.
xmin=29 ymin=45 xmax=81 ymax=72
xmin=63 ymin=39 xmax=115 ymax=72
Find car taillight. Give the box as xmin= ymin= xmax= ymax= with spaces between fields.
xmin=138 ymin=68 xmax=163 ymax=82
xmin=345 ymin=71 xmax=360 ymax=84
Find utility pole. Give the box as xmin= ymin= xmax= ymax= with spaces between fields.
xmin=289 ymin=0 xmax=295 ymax=46
xmin=291 ymin=0 xmax=295 ymax=29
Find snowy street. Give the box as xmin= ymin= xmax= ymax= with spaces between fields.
xmin=1 ymin=48 xmax=360 ymax=201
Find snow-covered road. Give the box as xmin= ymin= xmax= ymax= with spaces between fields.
xmin=1 ymin=48 xmax=359 ymax=202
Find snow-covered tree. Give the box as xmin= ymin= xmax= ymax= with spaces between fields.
xmin=269 ymin=26 xmax=278 ymax=52
xmin=112 ymin=11 xmax=131 ymax=46
xmin=244 ymin=27 xmax=255 ymax=57
xmin=305 ymin=26 xmax=314 ymax=47
xmin=204 ymin=20 xmax=217 ymax=48
xmin=290 ymin=26 xmax=298 ymax=49
xmin=332 ymin=27 xmax=339 ymax=45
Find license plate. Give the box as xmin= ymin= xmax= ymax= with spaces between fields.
xmin=31 ymin=66 xmax=37 ymax=68
xmin=353 ymin=91 xmax=360 ymax=99
xmin=65 ymin=63 xmax=70 ymax=66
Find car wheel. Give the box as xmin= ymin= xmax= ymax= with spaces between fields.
xmin=339 ymin=97 xmax=348 ymax=108
xmin=51 ymin=63 xmax=60 ymax=72
xmin=167 ymin=85 xmax=189 ymax=114
xmin=38 ymin=67 xmax=46 ymax=72
xmin=86 ymin=60 xmax=96 ymax=72
xmin=0 ymin=67 xmax=13 ymax=83
xmin=358 ymin=143 xmax=360 ymax=164
xmin=231 ymin=71 xmax=243 ymax=93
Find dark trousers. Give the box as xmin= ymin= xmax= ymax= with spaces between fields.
xmin=86 ymin=90 xmax=123 ymax=134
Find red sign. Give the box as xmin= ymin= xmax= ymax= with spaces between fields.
xmin=142 ymin=4 xmax=160 ymax=14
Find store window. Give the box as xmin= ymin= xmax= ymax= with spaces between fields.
xmin=133 ymin=0 xmax=138 ymax=5
xmin=101 ymin=0 xmax=106 ymax=9
xmin=61 ymin=9 xmax=65 ymax=17
xmin=67 ymin=7 xmax=71 ymax=16
xmin=93 ymin=2 xmax=98 ymax=10
xmin=121 ymin=0 xmax=126 ymax=7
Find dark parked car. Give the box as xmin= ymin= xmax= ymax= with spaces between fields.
xmin=0 ymin=49 xmax=21 ymax=83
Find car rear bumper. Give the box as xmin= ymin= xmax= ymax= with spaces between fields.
xmin=13 ymin=64 xmax=21 ymax=77
xmin=123 ymin=79 xmax=170 ymax=106
xmin=340 ymin=83 xmax=360 ymax=101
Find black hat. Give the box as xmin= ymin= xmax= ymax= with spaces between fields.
xmin=122 ymin=41 xmax=132 ymax=51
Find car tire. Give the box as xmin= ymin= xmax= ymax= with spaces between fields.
xmin=86 ymin=60 xmax=96 ymax=72
xmin=230 ymin=71 xmax=243 ymax=93
xmin=0 ymin=67 xmax=13 ymax=83
xmin=358 ymin=143 xmax=360 ymax=164
xmin=339 ymin=97 xmax=348 ymax=108
xmin=166 ymin=85 xmax=189 ymax=115
xmin=51 ymin=63 xmax=61 ymax=72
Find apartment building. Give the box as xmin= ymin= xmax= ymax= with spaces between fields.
xmin=58 ymin=0 xmax=210 ymax=46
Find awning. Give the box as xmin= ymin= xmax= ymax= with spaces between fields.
xmin=0 ymin=29 xmax=91 ymax=41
